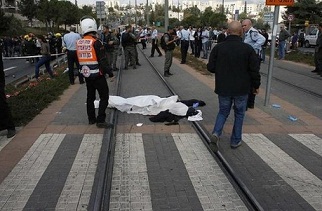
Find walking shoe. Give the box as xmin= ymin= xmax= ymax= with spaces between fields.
xmin=164 ymin=73 xmax=170 ymax=77
xmin=211 ymin=133 xmax=219 ymax=145
xmin=168 ymin=72 xmax=173 ymax=75
xmin=136 ymin=62 xmax=141 ymax=66
xmin=311 ymin=69 xmax=318 ymax=73
xmin=149 ymin=55 xmax=154 ymax=57
xmin=89 ymin=119 xmax=96 ymax=125
xmin=230 ymin=141 xmax=242 ymax=149
xmin=133 ymin=66 xmax=137 ymax=69
xmin=96 ymin=122 xmax=114 ymax=129
xmin=7 ymin=129 xmax=16 ymax=138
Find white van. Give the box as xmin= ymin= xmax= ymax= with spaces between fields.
xmin=304 ymin=27 xmax=319 ymax=48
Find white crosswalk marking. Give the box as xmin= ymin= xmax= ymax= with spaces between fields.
xmin=173 ymin=133 xmax=248 ymax=210
xmin=109 ymin=133 xmax=152 ymax=211
xmin=243 ymin=133 xmax=322 ymax=211
xmin=56 ymin=134 xmax=103 ymax=210
xmin=0 ymin=134 xmax=65 ymax=210
xmin=289 ymin=134 xmax=322 ymax=156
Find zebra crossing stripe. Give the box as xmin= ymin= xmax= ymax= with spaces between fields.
xmin=109 ymin=133 xmax=152 ymax=210
xmin=55 ymin=134 xmax=103 ymax=210
xmin=0 ymin=134 xmax=65 ymax=210
xmin=289 ymin=134 xmax=322 ymax=156
xmin=243 ymin=133 xmax=322 ymax=211
xmin=172 ymin=133 xmax=247 ymax=210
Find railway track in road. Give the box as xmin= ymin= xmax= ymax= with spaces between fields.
xmin=91 ymin=47 xmax=263 ymax=211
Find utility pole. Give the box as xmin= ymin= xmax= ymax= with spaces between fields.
xmin=222 ymin=0 xmax=224 ymax=14
xmin=146 ymin=0 xmax=149 ymax=26
xmin=165 ymin=0 xmax=169 ymax=32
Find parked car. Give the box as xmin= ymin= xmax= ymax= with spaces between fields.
xmin=304 ymin=27 xmax=319 ymax=48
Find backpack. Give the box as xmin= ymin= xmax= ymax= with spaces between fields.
xmin=160 ymin=33 xmax=167 ymax=50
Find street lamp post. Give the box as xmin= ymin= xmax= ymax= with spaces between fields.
xmin=222 ymin=0 xmax=224 ymax=14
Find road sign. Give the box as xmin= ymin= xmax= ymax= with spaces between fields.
xmin=266 ymin=0 xmax=294 ymax=6
xmin=264 ymin=12 xmax=274 ymax=22
xmin=288 ymin=14 xmax=294 ymax=21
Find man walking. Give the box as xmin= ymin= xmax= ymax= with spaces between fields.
xmin=179 ymin=26 xmax=190 ymax=64
xmin=150 ymin=26 xmax=162 ymax=57
xmin=63 ymin=26 xmax=84 ymax=85
xmin=207 ymin=21 xmax=261 ymax=148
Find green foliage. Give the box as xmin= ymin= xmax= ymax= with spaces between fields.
xmin=0 ymin=11 xmax=12 ymax=35
xmin=7 ymin=67 xmax=69 ymax=127
xmin=284 ymin=0 xmax=322 ymax=26
xmin=0 ymin=12 xmax=25 ymax=36
xmin=18 ymin=0 xmax=38 ymax=26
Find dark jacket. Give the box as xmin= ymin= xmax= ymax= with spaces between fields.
xmin=207 ymin=35 xmax=261 ymax=96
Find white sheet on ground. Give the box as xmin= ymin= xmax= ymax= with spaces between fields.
xmin=108 ymin=95 xmax=189 ymax=116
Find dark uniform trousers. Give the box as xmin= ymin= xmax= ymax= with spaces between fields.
xmin=151 ymin=39 xmax=162 ymax=56
xmin=180 ymin=40 xmax=189 ymax=63
xmin=85 ymin=75 xmax=109 ymax=123
xmin=124 ymin=45 xmax=136 ymax=68
xmin=67 ymin=50 xmax=84 ymax=84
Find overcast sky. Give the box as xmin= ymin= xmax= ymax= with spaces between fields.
xmin=72 ymin=0 xmax=264 ymax=6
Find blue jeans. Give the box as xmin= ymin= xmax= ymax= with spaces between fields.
xmin=202 ymin=42 xmax=208 ymax=58
xmin=35 ymin=55 xmax=53 ymax=79
xmin=278 ymin=40 xmax=286 ymax=59
xmin=212 ymin=95 xmax=248 ymax=145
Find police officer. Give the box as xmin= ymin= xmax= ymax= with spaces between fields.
xmin=77 ymin=16 xmax=114 ymax=128
xmin=163 ymin=26 xmax=179 ymax=77
xmin=242 ymin=19 xmax=265 ymax=109
xmin=0 ymin=40 xmax=16 ymax=138
xmin=121 ymin=25 xmax=137 ymax=69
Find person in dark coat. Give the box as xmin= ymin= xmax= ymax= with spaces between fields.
xmin=0 ymin=40 xmax=16 ymax=138
xmin=207 ymin=21 xmax=261 ymax=148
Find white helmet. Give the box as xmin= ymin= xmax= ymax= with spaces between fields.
xmin=80 ymin=16 xmax=97 ymax=35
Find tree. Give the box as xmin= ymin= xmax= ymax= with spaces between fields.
xmin=0 ymin=10 xmax=11 ymax=35
xmin=200 ymin=7 xmax=214 ymax=26
xmin=284 ymin=0 xmax=322 ymax=26
xmin=18 ymin=0 xmax=38 ymax=26
xmin=183 ymin=6 xmax=201 ymax=19
xmin=209 ymin=13 xmax=227 ymax=28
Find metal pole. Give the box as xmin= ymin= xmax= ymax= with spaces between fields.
xmin=222 ymin=0 xmax=224 ymax=14
xmin=264 ymin=5 xmax=279 ymax=106
xmin=146 ymin=0 xmax=149 ymax=26
xmin=135 ymin=0 xmax=137 ymax=28
xmin=165 ymin=0 xmax=169 ymax=32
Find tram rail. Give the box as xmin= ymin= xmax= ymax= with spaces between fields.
xmin=90 ymin=47 xmax=264 ymax=211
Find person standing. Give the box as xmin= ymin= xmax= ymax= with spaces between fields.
xmin=121 ymin=25 xmax=137 ymax=69
xmin=101 ymin=25 xmax=115 ymax=73
xmin=179 ymin=26 xmax=190 ymax=64
xmin=278 ymin=25 xmax=290 ymax=60
xmin=163 ymin=26 xmax=179 ymax=77
xmin=207 ymin=21 xmax=261 ymax=148
xmin=194 ymin=27 xmax=202 ymax=58
xmin=261 ymin=29 xmax=269 ymax=63
xmin=201 ymin=27 xmax=209 ymax=59
xmin=63 ymin=26 xmax=84 ymax=85
xmin=150 ymin=26 xmax=162 ymax=57
xmin=34 ymin=35 xmax=55 ymax=81
xmin=242 ymin=19 xmax=265 ymax=109
xmin=216 ymin=27 xmax=227 ymax=43
xmin=313 ymin=23 xmax=322 ymax=76
xmin=77 ymin=16 xmax=114 ymax=128
xmin=110 ymin=28 xmax=120 ymax=71
xmin=0 ymin=41 xmax=16 ymax=138
xmin=189 ymin=26 xmax=195 ymax=55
